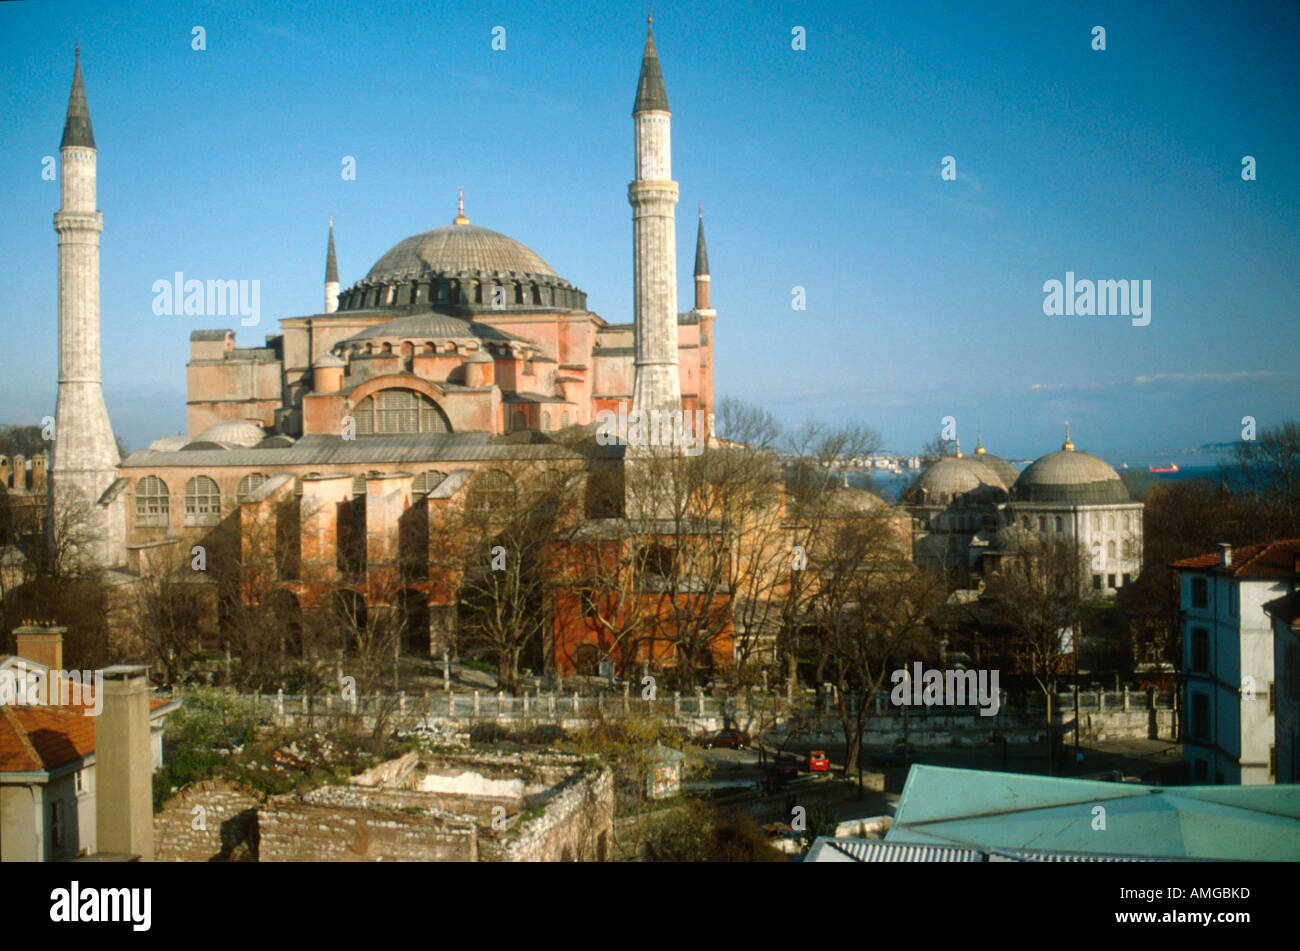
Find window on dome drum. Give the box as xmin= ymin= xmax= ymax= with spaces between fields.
xmin=413 ymin=470 xmax=446 ymax=495
xmin=1106 ymin=515 xmax=1115 ymax=531
xmin=236 ymin=473 xmax=267 ymax=503
xmin=1093 ymin=514 xmax=1101 ymax=531
xmin=1192 ymin=577 xmax=1208 ymax=608
xmin=184 ymin=475 xmax=222 ymax=525
xmin=135 ymin=475 xmax=169 ymax=526
xmin=352 ymin=388 xmax=451 ymax=435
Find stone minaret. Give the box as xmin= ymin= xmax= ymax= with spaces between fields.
xmin=324 ymin=215 xmax=339 ymax=314
xmin=51 ymin=49 xmax=121 ymax=567
xmin=629 ymin=15 xmax=681 ymax=416
xmin=694 ymin=205 xmax=716 ymax=434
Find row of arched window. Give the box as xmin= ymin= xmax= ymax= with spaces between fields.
xmin=340 ymin=278 xmax=583 ymax=311
xmin=133 ymin=468 xmax=457 ymax=526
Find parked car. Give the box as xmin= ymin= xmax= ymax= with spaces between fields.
xmin=806 ymin=750 xmax=830 ymax=772
xmin=774 ymin=754 xmax=800 ymax=779
xmin=699 ymin=729 xmax=748 ymax=749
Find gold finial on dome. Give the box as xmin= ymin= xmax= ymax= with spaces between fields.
xmin=975 ymin=432 xmax=986 ymax=454
xmin=453 ymin=186 xmax=469 ymax=226
xmin=954 ymin=437 xmax=963 ymax=459
xmin=1063 ymin=422 xmax=1074 ymax=451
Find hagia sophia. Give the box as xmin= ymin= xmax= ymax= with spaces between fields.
xmin=21 ymin=17 xmax=1143 ymax=672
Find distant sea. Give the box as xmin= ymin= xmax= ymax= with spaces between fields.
xmin=856 ymin=462 xmax=1238 ymax=504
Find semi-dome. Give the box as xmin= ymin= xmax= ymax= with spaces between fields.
xmin=337 ymin=314 xmax=524 ymax=349
xmin=367 ymin=224 xmax=557 ymax=284
xmin=147 ymin=435 xmax=189 ymax=452
xmin=194 ymin=420 xmax=268 ymax=448
xmin=1013 ymin=446 xmax=1130 ymax=504
xmin=904 ymin=455 xmax=1008 ymax=506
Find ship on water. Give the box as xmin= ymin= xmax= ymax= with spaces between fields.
xmin=1148 ymin=463 xmax=1180 ymax=473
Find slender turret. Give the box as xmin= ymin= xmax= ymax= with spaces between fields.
xmin=324 ymin=215 xmax=339 ymax=313
xmin=629 ymin=14 xmax=681 ymax=415
xmin=51 ymin=48 xmax=122 ymax=567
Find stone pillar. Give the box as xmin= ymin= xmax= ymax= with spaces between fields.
xmin=473 ymin=691 xmax=480 ymax=717
xmin=95 ymin=666 xmax=153 ymax=861
xmin=1123 ymin=686 xmax=1130 ymax=711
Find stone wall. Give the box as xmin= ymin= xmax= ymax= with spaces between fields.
xmin=258 ymin=786 xmax=477 ymax=862
xmin=154 ymin=779 xmax=261 ymax=862
xmin=497 ymin=767 xmax=614 ymax=863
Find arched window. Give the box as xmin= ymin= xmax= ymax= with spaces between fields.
xmin=135 ymin=476 xmax=169 ymax=526
xmin=413 ymin=470 xmax=447 ymax=495
xmin=236 ymin=473 xmax=267 ymax=503
xmin=467 ymin=469 xmax=516 ymax=516
xmin=1106 ymin=514 xmax=1115 ymax=531
xmin=351 ymin=388 xmax=451 ymax=435
xmin=1106 ymin=539 xmax=1116 ymax=560
xmin=541 ymin=411 xmax=551 ymax=431
xmin=1054 ymin=516 xmax=1063 ymax=533
xmin=561 ymin=411 xmax=570 ymax=428
xmin=184 ymin=476 xmax=221 ymax=525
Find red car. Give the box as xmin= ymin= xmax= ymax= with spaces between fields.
xmin=806 ymin=750 xmax=830 ymax=772
xmin=700 ymin=729 xmax=748 ymax=749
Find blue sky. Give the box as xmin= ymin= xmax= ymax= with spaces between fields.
xmin=1 ymin=0 xmax=1296 ymax=461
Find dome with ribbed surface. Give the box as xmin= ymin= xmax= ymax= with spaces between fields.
xmin=973 ymin=450 xmax=1020 ymax=487
xmin=1013 ymin=449 xmax=1130 ymax=504
xmin=366 ymin=224 xmax=557 ymax=284
xmin=338 ymin=314 xmax=524 ymax=348
xmin=904 ymin=456 xmax=1008 ymax=506
xmin=195 ymin=420 xmax=268 ymax=448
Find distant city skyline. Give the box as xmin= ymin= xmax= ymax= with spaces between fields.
xmin=1 ymin=0 xmax=1296 ymax=459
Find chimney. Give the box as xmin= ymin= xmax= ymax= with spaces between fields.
xmin=95 ymin=665 xmax=154 ymax=861
xmin=1219 ymin=543 xmax=1232 ymax=568
xmin=13 ymin=623 xmax=65 ymax=672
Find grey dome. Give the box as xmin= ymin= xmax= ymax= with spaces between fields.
xmin=195 ymin=420 xmax=267 ymax=448
xmin=338 ymin=314 xmax=523 ymax=348
xmin=905 ymin=456 xmax=1008 ymax=506
xmin=972 ymin=449 xmax=1020 ymax=487
xmin=366 ymin=224 xmax=557 ymax=284
xmin=1013 ymin=449 xmax=1130 ymax=504
xmin=148 ymin=435 xmax=189 ymax=452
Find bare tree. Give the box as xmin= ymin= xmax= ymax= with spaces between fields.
xmin=984 ymin=533 xmax=1088 ymax=774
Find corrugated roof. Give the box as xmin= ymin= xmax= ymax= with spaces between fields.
xmin=887 ymin=765 xmax=1300 ymax=861
xmin=805 ymin=837 xmax=983 ymax=863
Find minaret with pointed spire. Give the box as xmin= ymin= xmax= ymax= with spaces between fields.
xmin=629 ymin=13 xmax=681 ymax=416
xmin=51 ymin=47 xmax=123 ymax=567
xmin=693 ymin=203 xmax=710 ymax=311
xmin=324 ymin=215 xmax=339 ymax=314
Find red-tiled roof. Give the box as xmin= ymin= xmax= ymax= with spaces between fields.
xmin=1172 ymin=539 xmax=1300 ymax=579
xmin=0 ymin=690 xmax=176 ymax=773
xmin=0 ymin=704 xmax=95 ymax=772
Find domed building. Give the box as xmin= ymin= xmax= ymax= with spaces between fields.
xmin=904 ymin=428 xmax=1142 ymax=596
xmin=1005 ymin=428 xmax=1143 ymax=595
xmin=902 ymin=440 xmax=1010 ymax=573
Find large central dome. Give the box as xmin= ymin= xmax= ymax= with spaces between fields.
xmin=366 ymin=224 xmax=557 ymax=284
